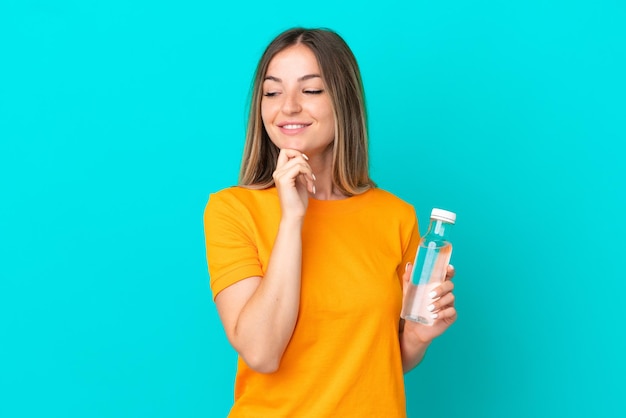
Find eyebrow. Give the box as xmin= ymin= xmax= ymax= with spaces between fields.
xmin=263 ymin=74 xmax=322 ymax=82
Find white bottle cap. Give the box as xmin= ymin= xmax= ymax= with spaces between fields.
xmin=430 ymin=208 xmax=456 ymax=224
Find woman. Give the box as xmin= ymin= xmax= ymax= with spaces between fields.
xmin=204 ymin=27 xmax=456 ymax=417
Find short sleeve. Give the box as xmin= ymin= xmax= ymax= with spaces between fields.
xmin=203 ymin=190 xmax=264 ymax=300
xmin=396 ymin=206 xmax=420 ymax=282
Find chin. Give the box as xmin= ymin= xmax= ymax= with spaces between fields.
xmin=277 ymin=141 xmax=307 ymax=152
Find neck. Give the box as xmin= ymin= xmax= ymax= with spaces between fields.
xmin=310 ymin=186 xmax=347 ymax=200
xmin=306 ymin=147 xmax=347 ymax=200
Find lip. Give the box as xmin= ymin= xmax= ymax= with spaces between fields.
xmin=277 ymin=121 xmax=311 ymax=135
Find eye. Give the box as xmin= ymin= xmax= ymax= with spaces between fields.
xmin=304 ymin=89 xmax=324 ymax=95
xmin=263 ymin=91 xmax=279 ymax=97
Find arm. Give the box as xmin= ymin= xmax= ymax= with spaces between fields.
xmin=213 ymin=150 xmax=315 ymax=374
xmin=215 ymin=216 xmax=304 ymax=373
xmin=399 ymin=318 xmax=431 ymax=372
xmin=399 ymin=264 xmax=457 ymax=373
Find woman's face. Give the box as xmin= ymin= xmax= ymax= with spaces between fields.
xmin=261 ymin=44 xmax=335 ymax=156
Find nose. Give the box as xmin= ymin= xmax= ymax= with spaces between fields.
xmin=281 ymin=91 xmax=302 ymax=114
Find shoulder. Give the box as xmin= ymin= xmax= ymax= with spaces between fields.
xmin=365 ymin=188 xmax=415 ymax=215
xmin=204 ymin=186 xmax=279 ymax=222
xmin=207 ymin=186 xmax=277 ymax=208
xmin=208 ymin=185 xmax=257 ymax=202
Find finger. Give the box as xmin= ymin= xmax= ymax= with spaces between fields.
xmin=404 ymin=263 xmax=412 ymax=283
xmin=296 ymin=171 xmax=316 ymax=195
xmin=275 ymin=151 xmax=315 ymax=185
xmin=276 ymin=148 xmax=309 ymax=167
xmin=274 ymin=162 xmax=313 ymax=184
xmin=431 ymin=306 xmax=457 ymax=322
xmin=445 ymin=264 xmax=455 ymax=281
xmin=296 ymin=157 xmax=316 ymax=194
xmin=274 ymin=162 xmax=317 ymax=196
xmin=429 ymin=280 xmax=454 ymax=299
xmin=402 ymin=263 xmax=413 ymax=296
xmin=275 ymin=148 xmax=293 ymax=168
xmin=280 ymin=159 xmax=314 ymax=182
xmin=427 ymin=292 xmax=455 ymax=313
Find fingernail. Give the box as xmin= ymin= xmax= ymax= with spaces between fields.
xmin=428 ymin=291 xmax=437 ymax=298
xmin=312 ymin=173 xmax=317 ymax=181
xmin=405 ymin=262 xmax=412 ymax=272
xmin=427 ymin=304 xmax=435 ymax=312
xmin=302 ymin=153 xmax=309 ymax=161
xmin=431 ymin=313 xmax=439 ymax=319
xmin=313 ymin=185 xmax=316 ymax=195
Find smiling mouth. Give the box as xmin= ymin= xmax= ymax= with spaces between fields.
xmin=281 ymin=124 xmax=309 ymax=129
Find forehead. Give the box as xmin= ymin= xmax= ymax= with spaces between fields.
xmin=265 ymin=44 xmax=321 ymax=77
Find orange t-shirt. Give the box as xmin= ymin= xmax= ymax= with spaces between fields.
xmin=204 ymin=186 xmax=420 ymax=418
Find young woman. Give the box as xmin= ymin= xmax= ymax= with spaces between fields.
xmin=204 ymin=27 xmax=457 ymax=417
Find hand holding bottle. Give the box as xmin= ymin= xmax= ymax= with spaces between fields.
xmin=401 ymin=209 xmax=456 ymax=325
xmin=401 ymin=263 xmax=457 ymax=343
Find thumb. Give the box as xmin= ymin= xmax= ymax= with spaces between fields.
xmin=402 ymin=262 xmax=412 ymax=296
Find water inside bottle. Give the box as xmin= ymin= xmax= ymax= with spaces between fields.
xmin=401 ymin=243 xmax=452 ymax=325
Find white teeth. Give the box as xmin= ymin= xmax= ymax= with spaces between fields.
xmin=282 ymin=124 xmax=306 ymax=129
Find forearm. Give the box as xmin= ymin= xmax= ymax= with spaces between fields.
xmin=399 ymin=319 xmax=432 ymax=373
xmin=233 ymin=218 xmax=303 ymax=372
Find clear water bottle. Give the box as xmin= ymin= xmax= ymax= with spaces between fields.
xmin=401 ymin=208 xmax=456 ymax=325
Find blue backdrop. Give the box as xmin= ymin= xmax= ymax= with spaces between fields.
xmin=1 ymin=1 xmax=624 ymax=417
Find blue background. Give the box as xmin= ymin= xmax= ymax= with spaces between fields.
xmin=1 ymin=1 xmax=624 ymax=417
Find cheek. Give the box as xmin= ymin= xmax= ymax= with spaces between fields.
xmin=320 ymin=99 xmax=335 ymax=125
xmin=261 ymin=101 xmax=278 ymax=127
xmin=322 ymin=108 xmax=336 ymax=134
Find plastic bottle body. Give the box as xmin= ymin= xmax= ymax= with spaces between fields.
xmin=401 ymin=210 xmax=455 ymax=325
xmin=401 ymin=241 xmax=452 ymax=324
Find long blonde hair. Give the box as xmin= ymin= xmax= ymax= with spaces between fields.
xmin=238 ymin=28 xmax=376 ymax=196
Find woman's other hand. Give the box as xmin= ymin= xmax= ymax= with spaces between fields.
xmin=273 ymin=148 xmax=316 ymax=219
